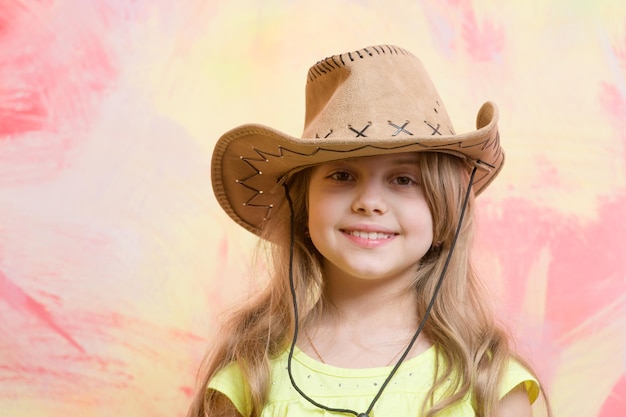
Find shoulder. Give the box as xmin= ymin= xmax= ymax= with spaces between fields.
xmin=208 ymin=362 xmax=253 ymax=417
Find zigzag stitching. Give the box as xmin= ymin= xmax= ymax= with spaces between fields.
xmin=239 ymin=137 xmax=500 ymax=173
xmin=236 ymin=136 xmax=501 ymax=216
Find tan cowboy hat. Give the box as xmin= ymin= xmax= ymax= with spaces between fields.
xmin=212 ymin=44 xmax=504 ymax=236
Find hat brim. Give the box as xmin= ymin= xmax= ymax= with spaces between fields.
xmin=212 ymin=101 xmax=503 ymax=236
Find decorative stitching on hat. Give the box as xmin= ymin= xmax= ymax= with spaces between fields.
xmin=424 ymin=121 xmax=442 ymax=136
xmin=315 ymin=129 xmax=334 ymax=138
xmin=237 ymin=138 xmax=500 ymax=170
xmin=313 ymin=117 xmax=450 ymax=139
xmin=311 ymin=65 xmax=322 ymax=78
xmin=234 ymin=147 xmax=286 ymax=221
xmin=324 ymin=58 xmax=337 ymax=71
xmin=388 ymin=120 xmax=413 ymax=136
xmin=307 ymin=45 xmax=413 ymax=81
xmin=233 ymin=131 xmax=502 ymax=224
xmin=320 ymin=60 xmax=333 ymax=73
xmin=348 ymin=122 xmax=372 ymax=137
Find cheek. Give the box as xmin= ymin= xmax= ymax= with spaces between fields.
xmin=307 ymin=197 xmax=330 ymax=235
xmin=307 ymin=185 xmax=341 ymax=224
xmin=306 ymin=191 xmax=344 ymax=249
xmin=404 ymin=201 xmax=434 ymax=240
xmin=306 ymin=208 xmax=327 ymax=258
xmin=306 ymin=188 xmax=324 ymax=240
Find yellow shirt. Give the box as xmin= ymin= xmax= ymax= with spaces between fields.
xmin=208 ymin=346 xmax=540 ymax=416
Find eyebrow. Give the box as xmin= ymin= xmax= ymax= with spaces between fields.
xmin=390 ymin=156 xmax=420 ymax=165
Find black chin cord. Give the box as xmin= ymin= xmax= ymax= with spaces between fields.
xmin=283 ymin=166 xmax=477 ymax=417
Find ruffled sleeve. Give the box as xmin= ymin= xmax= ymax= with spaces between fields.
xmin=499 ymin=359 xmax=541 ymax=404
xmin=207 ymin=362 xmax=253 ymax=417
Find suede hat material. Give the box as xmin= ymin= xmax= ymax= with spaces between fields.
xmin=211 ymin=45 xmax=504 ymax=236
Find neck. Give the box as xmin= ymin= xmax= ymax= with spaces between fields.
xmin=322 ymin=263 xmax=419 ymax=328
xmin=300 ymin=265 xmax=429 ymax=368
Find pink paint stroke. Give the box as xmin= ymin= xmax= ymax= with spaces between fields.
xmin=479 ymin=179 xmax=626 ymax=340
xmin=545 ymin=192 xmax=626 ymax=337
xmin=477 ymin=56 xmax=626 ymax=388
xmin=598 ymin=374 xmax=626 ymax=417
xmin=0 ymin=269 xmax=85 ymax=353
xmin=482 ymin=38 xmax=626 ymax=334
xmin=0 ymin=1 xmax=49 ymax=135
xmin=460 ymin=6 xmax=505 ymax=61
xmin=0 ymin=0 xmax=119 ymax=185
xmin=421 ymin=0 xmax=505 ymax=61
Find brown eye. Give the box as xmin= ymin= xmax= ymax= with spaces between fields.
xmin=393 ymin=176 xmax=415 ymax=186
xmin=330 ymin=171 xmax=353 ymax=181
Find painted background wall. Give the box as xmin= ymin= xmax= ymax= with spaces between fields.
xmin=1 ymin=0 xmax=625 ymax=416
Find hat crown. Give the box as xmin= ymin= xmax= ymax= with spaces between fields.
xmin=211 ymin=45 xmax=503 ymax=237
xmin=303 ymin=45 xmax=455 ymax=140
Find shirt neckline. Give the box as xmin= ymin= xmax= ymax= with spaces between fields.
xmin=291 ymin=344 xmax=437 ymax=378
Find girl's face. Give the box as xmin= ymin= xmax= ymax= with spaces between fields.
xmin=307 ymin=152 xmax=433 ymax=286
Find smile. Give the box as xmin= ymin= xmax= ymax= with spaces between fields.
xmin=344 ymin=230 xmax=396 ymax=240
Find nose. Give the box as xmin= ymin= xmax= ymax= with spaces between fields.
xmin=351 ymin=180 xmax=388 ymax=215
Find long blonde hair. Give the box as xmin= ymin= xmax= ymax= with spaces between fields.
xmin=188 ymin=152 xmax=544 ymax=417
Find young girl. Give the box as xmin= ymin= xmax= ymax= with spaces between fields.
xmin=189 ymin=44 xmax=549 ymax=417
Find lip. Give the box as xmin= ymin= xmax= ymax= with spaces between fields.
xmin=340 ymin=225 xmax=398 ymax=248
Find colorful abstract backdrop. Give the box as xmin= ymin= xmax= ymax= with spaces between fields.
xmin=1 ymin=1 xmax=625 ymax=416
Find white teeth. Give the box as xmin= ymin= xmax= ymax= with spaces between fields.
xmin=349 ymin=230 xmax=392 ymax=240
